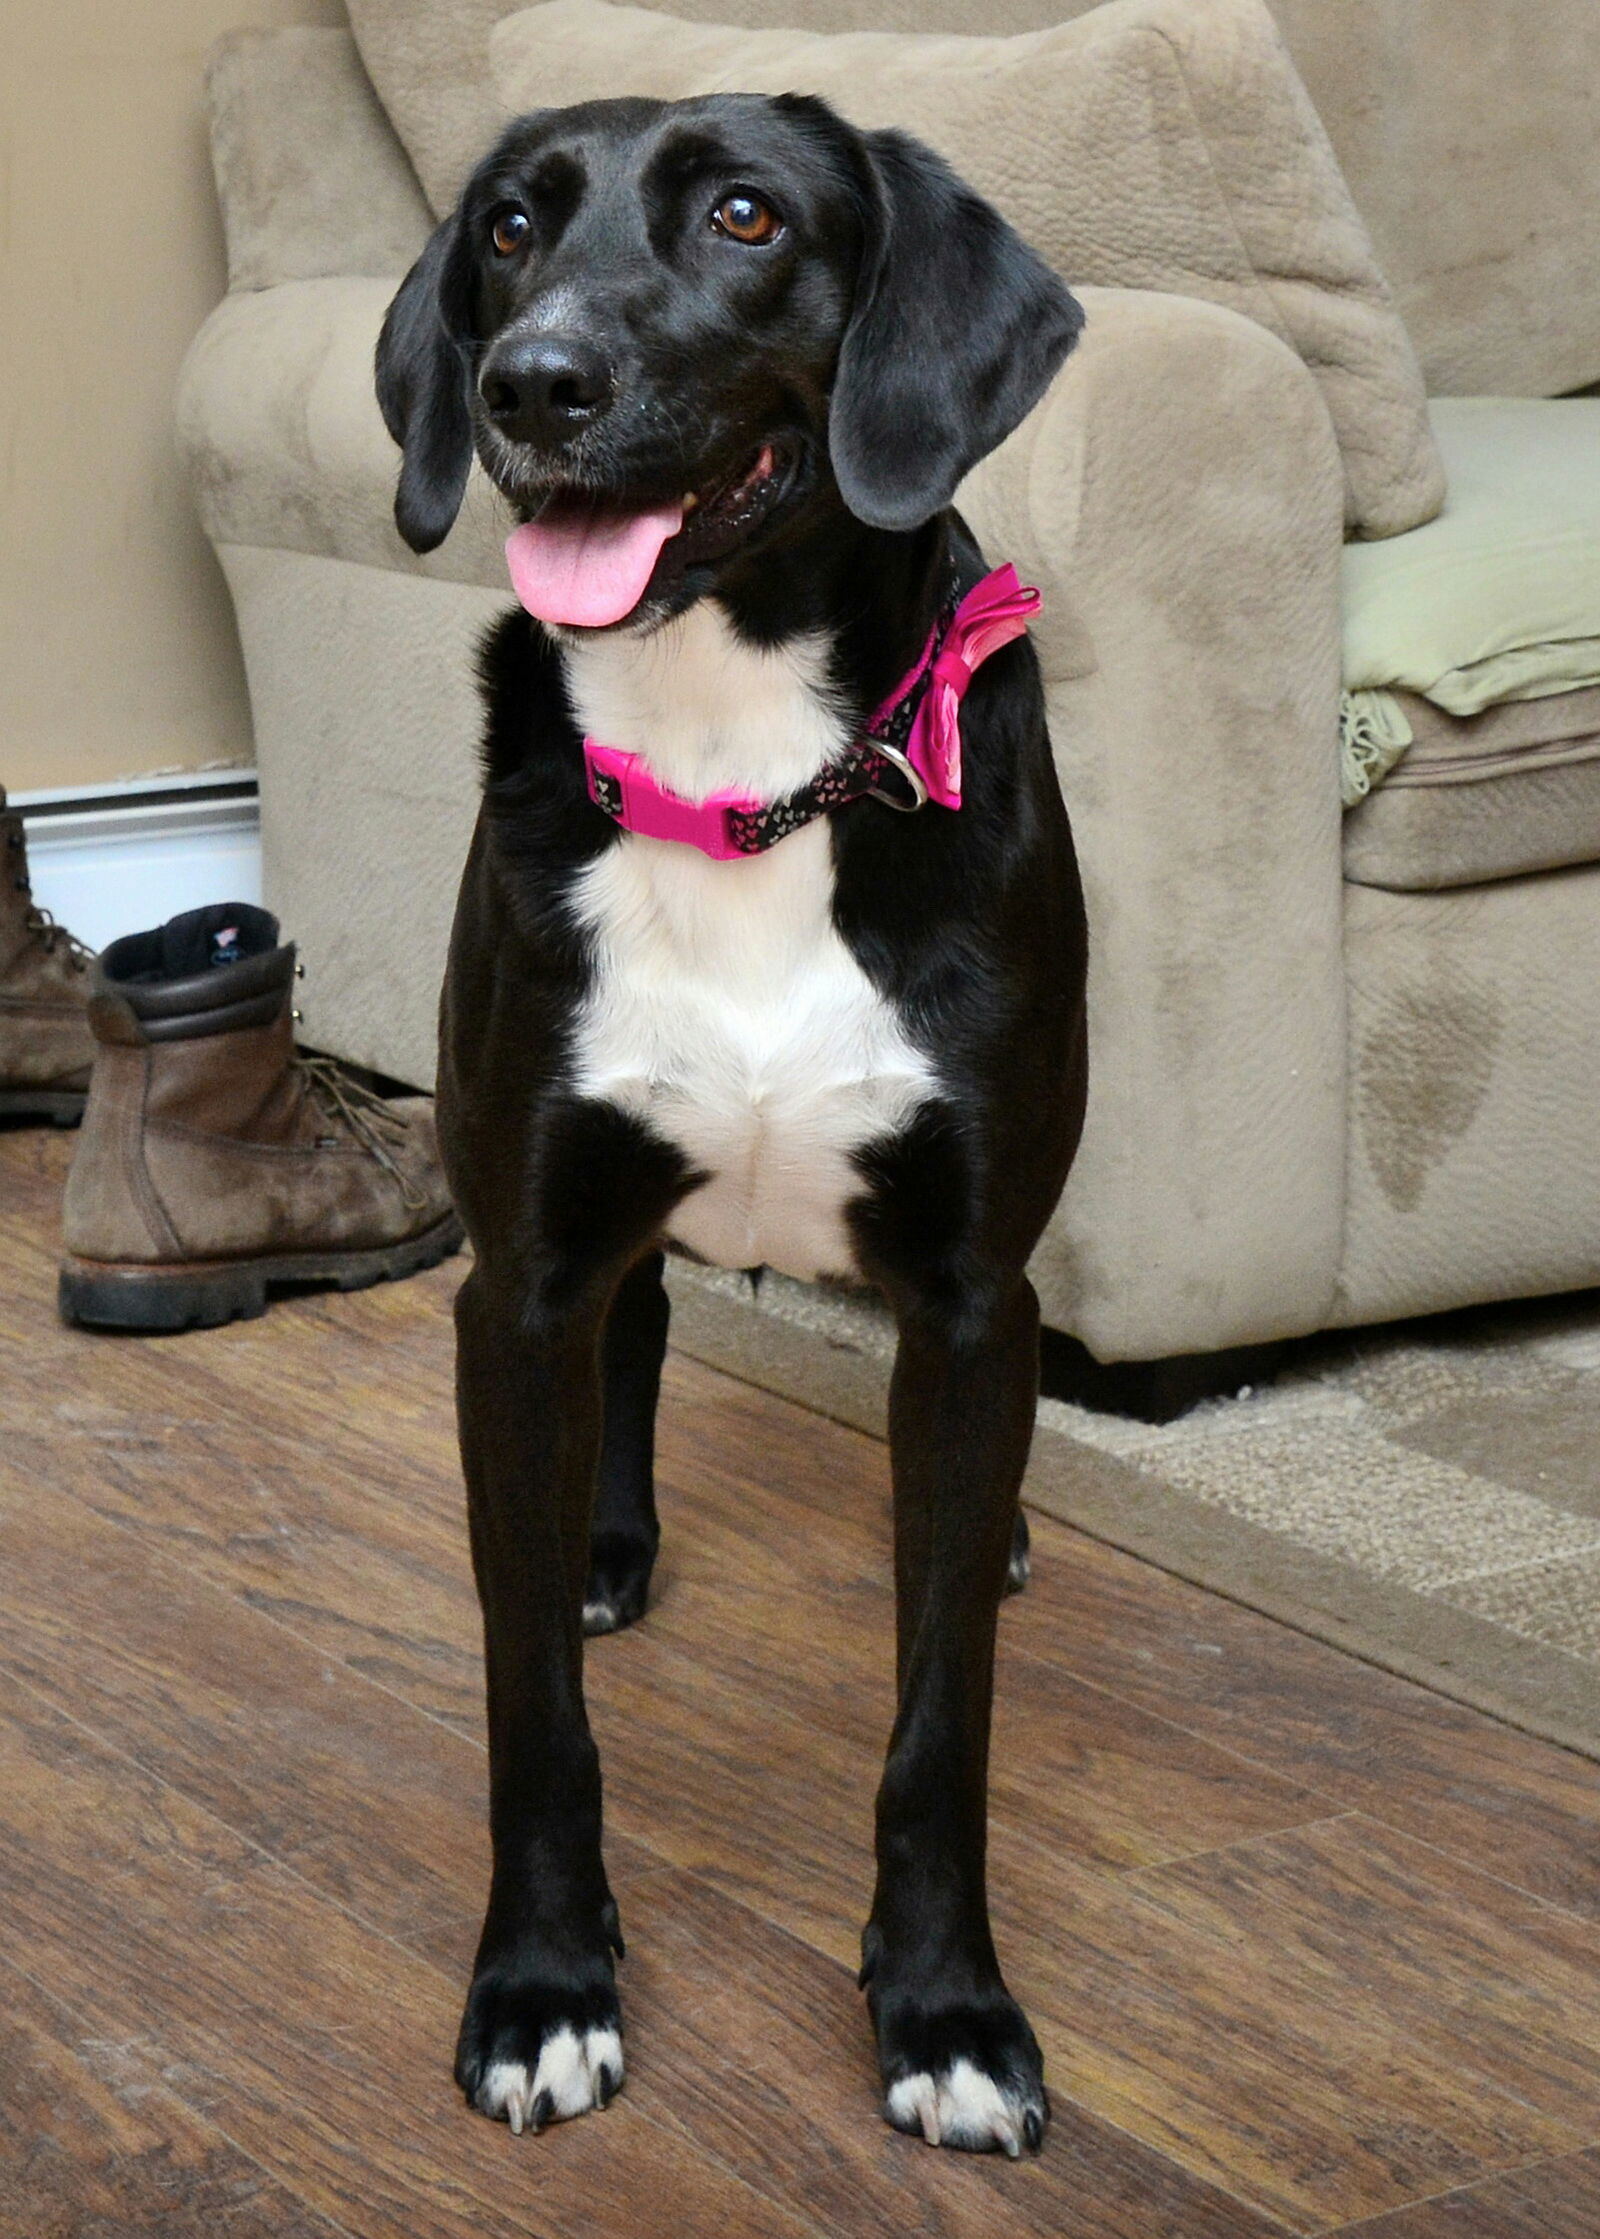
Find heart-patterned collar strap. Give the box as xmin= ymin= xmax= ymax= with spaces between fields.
xmin=582 ymin=563 xmax=1041 ymax=862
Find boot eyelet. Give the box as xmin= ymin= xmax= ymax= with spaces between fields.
xmin=291 ymin=1007 xmax=303 ymax=1023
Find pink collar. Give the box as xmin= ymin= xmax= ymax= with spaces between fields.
xmin=582 ymin=563 xmax=1041 ymax=861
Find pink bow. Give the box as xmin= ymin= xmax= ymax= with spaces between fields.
xmin=905 ymin=563 xmax=1042 ymax=810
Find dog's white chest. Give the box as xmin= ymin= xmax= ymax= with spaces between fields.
xmin=561 ymin=606 xmax=935 ymax=1280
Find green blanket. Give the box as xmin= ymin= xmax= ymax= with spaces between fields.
xmin=1341 ymin=397 xmax=1600 ymax=800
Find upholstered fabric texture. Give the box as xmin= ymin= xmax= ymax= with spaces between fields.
xmin=1266 ymin=0 xmax=1600 ymax=400
xmin=975 ymin=291 xmax=1347 ymax=1358
xmin=1344 ymin=686 xmax=1600 ymax=894
xmin=218 ymin=548 xmax=497 ymax=1095
xmin=487 ymin=0 xmax=1440 ymax=540
xmin=205 ymin=29 xmax=432 ymax=293
xmin=1336 ymin=869 xmax=1600 ymax=1329
xmin=177 ymin=279 xmax=513 ymax=589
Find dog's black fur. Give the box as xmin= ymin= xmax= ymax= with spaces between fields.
xmin=377 ymin=92 xmax=1087 ymax=2153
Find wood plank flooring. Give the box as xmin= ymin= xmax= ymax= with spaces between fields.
xmin=1 ymin=1123 xmax=1597 ymax=2237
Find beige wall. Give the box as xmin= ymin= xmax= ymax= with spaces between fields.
xmin=1 ymin=0 xmax=345 ymax=795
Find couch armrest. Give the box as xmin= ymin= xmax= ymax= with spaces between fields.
xmin=962 ymin=287 xmax=1347 ymax=1360
xmin=205 ymin=27 xmax=433 ymax=293
xmin=176 ymin=277 xmax=510 ymax=586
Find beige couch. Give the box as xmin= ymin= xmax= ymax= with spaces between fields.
xmin=178 ymin=0 xmax=1600 ymax=1367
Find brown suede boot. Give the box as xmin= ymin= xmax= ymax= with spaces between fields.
xmin=0 ymin=792 xmax=95 ymax=1124
xmin=59 ymin=902 xmax=462 ymax=1330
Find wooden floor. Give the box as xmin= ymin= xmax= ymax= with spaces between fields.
xmin=3 ymin=1125 xmax=1599 ymax=2239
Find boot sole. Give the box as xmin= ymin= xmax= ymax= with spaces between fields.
xmin=58 ymin=1212 xmax=466 ymax=1333
xmin=0 ymin=1088 xmax=86 ymax=1126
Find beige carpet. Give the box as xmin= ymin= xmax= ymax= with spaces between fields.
xmin=664 ymin=1262 xmax=1600 ymax=1762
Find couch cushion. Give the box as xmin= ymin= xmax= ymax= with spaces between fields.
xmin=482 ymin=0 xmax=1439 ymax=542
xmin=1266 ymin=1 xmax=1600 ymax=403
xmin=205 ymin=29 xmax=433 ymax=294
xmin=347 ymin=0 xmax=1101 ymax=223
xmin=1344 ymin=398 xmax=1600 ymax=726
xmin=1343 ymin=687 xmax=1600 ymax=892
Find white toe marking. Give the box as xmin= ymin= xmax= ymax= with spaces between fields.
xmin=533 ymin=2025 xmax=588 ymax=2118
xmin=481 ymin=2058 xmax=533 ymax=2133
xmin=938 ymin=2058 xmax=1017 ymax=2150
xmin=582 ymin=1598 xmax=615 ymax=1631
xmin=586 ymin=2025 xmax=624 ymax=2097
xmin=888 ymin=2060 xmax=1027 ymax=2152
xmin=483 ymin=2027 xmax=624 ymax=2131
xmin=888 ymin=2073 xmax=941 ymax=2146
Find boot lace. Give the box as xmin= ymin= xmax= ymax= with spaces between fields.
xmin=7 ymin=828 xmax=92 ymax=969
xmin=293 ymin=1052 xmax=429 ymax=1211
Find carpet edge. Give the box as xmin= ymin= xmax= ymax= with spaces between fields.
xmin=664 ymin=1262 xmax=1600 ymax=1766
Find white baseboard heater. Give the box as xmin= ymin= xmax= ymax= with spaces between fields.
xmin=11 ymin=772 xmax=262 ymax=956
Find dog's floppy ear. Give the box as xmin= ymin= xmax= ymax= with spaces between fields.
xmin=375 ymin=211 xmax=478 ymax=554
xmin=829 ymin=131 xmax=1083 ymax=533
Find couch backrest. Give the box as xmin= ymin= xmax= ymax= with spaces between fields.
xmin=1269 ymin=0 xmax=1600 ymax=399
xmin=344 ymin=0 xmax=1600 ymax=398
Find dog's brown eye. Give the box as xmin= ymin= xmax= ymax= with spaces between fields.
xmin=712 ymin=193 xmax=782 ymax=246
xmin=491 ymin=207 xmax=530 ymax=256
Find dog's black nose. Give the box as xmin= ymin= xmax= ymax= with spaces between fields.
xmin=478 ymin=336 xmax=615 ymax=444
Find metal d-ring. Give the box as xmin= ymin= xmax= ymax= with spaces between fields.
xmin=864 ymin=736 xmax=929 ymax=812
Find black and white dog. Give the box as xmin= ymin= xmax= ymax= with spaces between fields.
xmin=376 ymin=91 xmax=1087 ymax=2158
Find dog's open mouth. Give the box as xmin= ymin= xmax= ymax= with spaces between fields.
xmin=504 ymin=442 xmax=793 ymax=629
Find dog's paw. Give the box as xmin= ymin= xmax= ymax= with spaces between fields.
xmin=583 ymin=1527 xmax=657 ymax=1636
xmin=455 ymin=1973 xmax=623 ymax=2134
xmin=876 ymin=1993 xmax=1048 ymax=2157
xmin=473 ymin=2024 xmax=623 ymax=2133
xmin=886 ymin=2057 xmax=1046 ymax=2157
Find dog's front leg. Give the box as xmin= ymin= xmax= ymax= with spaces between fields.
xmin=583 ymin=1248 xmax=670 ymax=1637
xmin=862 ymin=1274 xmax=1049 ymax=2157
xmin=452 ymin=1261 xmax=627 ymax=2134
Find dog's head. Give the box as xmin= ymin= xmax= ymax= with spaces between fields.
xmin=376 ymin=93 xmax=1081 ymax=629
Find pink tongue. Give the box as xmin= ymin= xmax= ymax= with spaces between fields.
xmin=505 ymin=498 xmax=685 ymax=628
